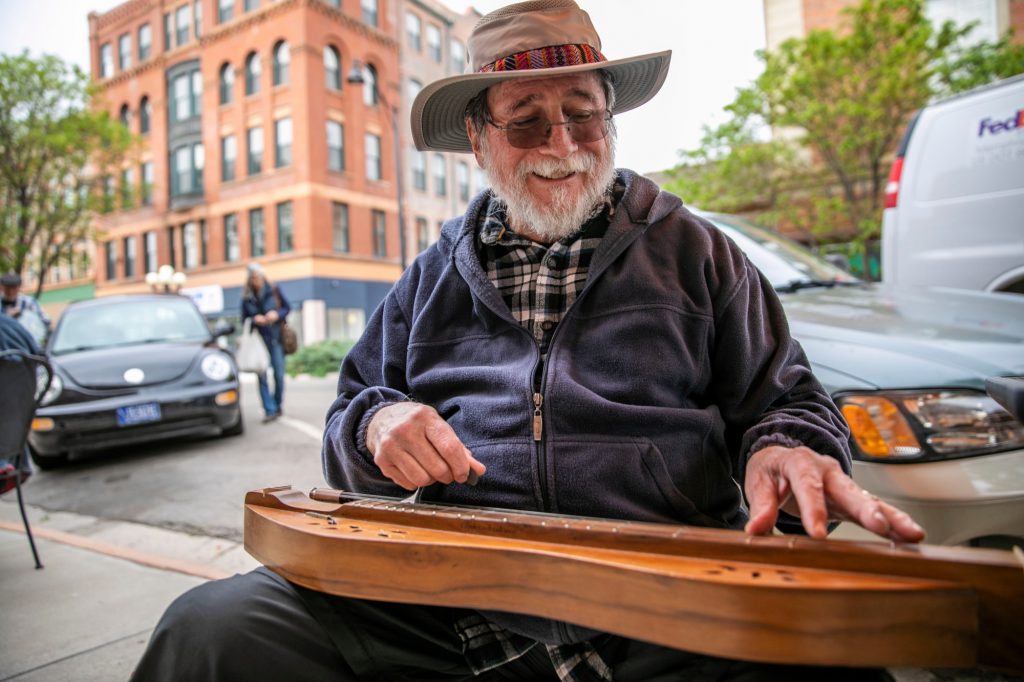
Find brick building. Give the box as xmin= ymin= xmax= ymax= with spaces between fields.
xmin=68 ymin=0 xmax=480 ymax=344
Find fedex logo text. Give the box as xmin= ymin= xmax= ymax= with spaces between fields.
xmin=978 ymin=109 xmax=1024 ymax=137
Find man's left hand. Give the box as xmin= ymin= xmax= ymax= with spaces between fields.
xmin=744 ymin=445 xmax=926 ymax=543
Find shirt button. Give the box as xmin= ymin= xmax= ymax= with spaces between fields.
xmin=545 ymin=256 xmax=558 ymax=269
xmin=534 ymin=327 xmax=544 ymax=340
xmin=541 ymin=321 xmax=554 ymax=331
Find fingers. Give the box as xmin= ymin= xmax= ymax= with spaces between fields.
xmin=743 ymin=449 xmax=784 ymax=536
xmin=367 ymin=402 xmax=482 ymax=490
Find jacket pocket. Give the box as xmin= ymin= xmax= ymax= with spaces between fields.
xmin=547 ymin=436 xmax=730 ymax=527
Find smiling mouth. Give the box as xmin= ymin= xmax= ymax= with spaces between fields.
xmin=533 ymin=171 xmax=578 ymax=181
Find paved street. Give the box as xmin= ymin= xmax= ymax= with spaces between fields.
xmin=2 ymin=373 xmax=1022 ymax=681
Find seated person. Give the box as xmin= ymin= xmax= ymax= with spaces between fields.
xmin=133 ymin=2 xmax=924 ymax=680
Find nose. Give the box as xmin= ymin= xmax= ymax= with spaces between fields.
xmin=542 ymin=120 xmax=578 ymax=158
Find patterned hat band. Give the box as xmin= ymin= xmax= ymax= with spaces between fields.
xmin=478 ymin=43 xmax=607 ymax=73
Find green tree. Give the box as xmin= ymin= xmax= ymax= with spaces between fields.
xmin=0 ymin=51 xmax=133 ymax=296
xmin=667 ymin=0 xmax=1024 ymax=260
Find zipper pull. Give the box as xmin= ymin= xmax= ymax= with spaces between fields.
xmin=532 ymin=392 xmax=543 ymax=441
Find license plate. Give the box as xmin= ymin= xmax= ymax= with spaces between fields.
xmin=116 ymin=402 xmax=162 ymax=427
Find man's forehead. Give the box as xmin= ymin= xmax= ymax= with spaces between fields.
xmin=486 ymin=72 xmax=604 ymax=115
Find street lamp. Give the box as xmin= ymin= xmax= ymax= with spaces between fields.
xmin=347 ymin=60 xmax=408 ymax=271
xmin=145 ymin=264 xmax=186 ymax=294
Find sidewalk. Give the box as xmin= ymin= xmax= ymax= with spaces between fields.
xmin=1 ymin=497 xmax=1022 ymax=682
xmin=0 ymin=499 xmax=257 ymax=681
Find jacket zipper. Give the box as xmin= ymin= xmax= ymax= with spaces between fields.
xmin=532 ymin=391 xmax=543 ymax=441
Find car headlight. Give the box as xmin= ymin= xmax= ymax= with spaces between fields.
xmin=836 ymin=389 xmax=1024 ymax=462
xmin=40 ymin=373 xmax=63 ymax=406
xmin=201 ymin=353 xmax=233 ymax=381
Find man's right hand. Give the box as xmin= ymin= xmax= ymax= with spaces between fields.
xmin=366 ymin=402 xmax=485 ymax=491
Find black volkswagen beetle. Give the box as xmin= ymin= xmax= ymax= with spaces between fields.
xmin=29 ymin=294 xmax=243 ymax=468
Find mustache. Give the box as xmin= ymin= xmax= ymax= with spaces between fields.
xmin=516 ymin=153 xmax=597 ymax=179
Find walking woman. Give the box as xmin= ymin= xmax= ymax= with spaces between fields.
xmin=240 ymin=263 xmax=290 ymax=422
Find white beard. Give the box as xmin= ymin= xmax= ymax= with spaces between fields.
xmin=482 ymin=137 xmax=617 ymax=243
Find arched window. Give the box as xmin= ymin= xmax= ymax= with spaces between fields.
xmin=139 ymin=96 xmax=151 ymax=134
xmin=245 ymin=51 xmax=261 ymax=95
xmin=323 ymin=45 xmax=340 ymax=91
xmin=219 ymin=62 xmax=234 ymax=104
xmin=119 ymin=103 xmax=132 ymax=129
xmin=362 ymin=63 xmax=378 ymax=106
xmin=272 ymin=41 xmax=289 ymax=86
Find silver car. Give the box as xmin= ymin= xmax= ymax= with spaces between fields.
xmin=702 ymin=211 xmax=1024 ymax=547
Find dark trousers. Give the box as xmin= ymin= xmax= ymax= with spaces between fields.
xmin=132 ymin=568 xmax=891 ymax=682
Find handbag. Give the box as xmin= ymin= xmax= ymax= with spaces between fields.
xmin=272 ymin=287 xmax=298 ymax=355
xmin=236 ymin=319 xmax=270 ymax=373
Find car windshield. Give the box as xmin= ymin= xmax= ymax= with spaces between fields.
xmin=702 ymin=213 xmax=861 ymax=290
xmin=51 ymin=296 xmax=211 ymax=355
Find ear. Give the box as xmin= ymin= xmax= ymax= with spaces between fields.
xmin=466 ymin=118 xmax=485 ymax=167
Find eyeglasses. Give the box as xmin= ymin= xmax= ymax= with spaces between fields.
xmin=487 ymin=110 xmax=612 ymax=150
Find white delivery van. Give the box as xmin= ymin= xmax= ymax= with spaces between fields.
xmin=881 ymin=73 xmax=1024 ymax=294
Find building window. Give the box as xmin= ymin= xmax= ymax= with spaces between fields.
xmin=138 ymin=24 xmax=152 ymax=61
xmin=139 ymin=96 xmax=151 ymax=134
xmin=416 ymin=217 xmax=429 ymax=252
xmin=175 ymin=4 xmax=190 ymax=46
xmin=121 ymin=167 xmax=134 ymax=208
xmin=361 ymin=0 xmax=377 ymax=26
xmin=119 ymin=103 xmax=132 ymax=129
xmin=224 ymin=213 xmax=240 ymax=262
xmin=247 ymin=126 xmax=263 ymax=175
xmin=426 ymin=24 xmax=441 ymax=62
xmin=407 ymin=78 xmax=422 ymax=102
xmin=332 ymin=202 xmax=349 ymax=252
xmin=193 ymin=0 xmax=202 ymax=37
xmin=411 ymin=149 xmax=426 ymax=191
xmin=144 ymin=231 xmax=157 ymax=273
xmin=141 ymin=161 xmax=154 ymax=206
xmin=450 ymin=39 xmax=465 ymax=74
xmin=361 ymin=63 xmax=378 ymax=106
xmin=277 ymin=201 xmax=293 ymax=253
xmin=183 ymin=222 xmax=198 ymax=269
xmin=124 ymin=236 xmax=136 ymax=278
xmin=218 ymin=0 xmax=233 ymax=23
xmin=222 ymin=134 xmax=236 ymax=181
xmin=171 ymin=143 xmax=203 ymax=196
xmin=324 ymin=45 xmax=340 ymax=90
xmin=364 ymin=133 xmax=381 ymax=181
xmin=163 ymin=13 xmax=172 ymax=51
xmin=327 ymin=120 xmax=344 ymax=171
xmin=274 ymin=117 xmax=292 ymax=168
xmin=372 ymin=209 xmax=386 ymax=257
xmin=272 ymin=41 xmax=289 ymax=86
xmin=245 ymin=52 xmax=260 ymax=95
xmin=100 ymin=43 xmax=113 ymax=78
xmin=244 ymin=0 xmax=258 ymax=11
xmin=219 ymin=62 xmax=234 ymax=104
xmin=119 ymin=33 xmax=131 ymax=71
xmin=167 ymin=226 xmax=177 ymax=268
xmin=106 ymin=242 xmax=117 ymax=280
xmin=433 ymin=154 xmax=446 ymax=196
xmin=102 ymin=176 xmax=114 ymax=213
xmin=200 ymin=219 xmax=208 ymax=265
xmin=406 ymin=12 xmax=421 ymax=51
xmin=249 ymin=207 xmax=265 ymax=257
xmin=169 ymin=70 xmax=201 ymax=121
xmin=457 ymin=161 xmax=470 ymax=201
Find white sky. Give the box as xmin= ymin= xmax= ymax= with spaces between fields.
xmin=0 ymin=0 xmax=766 ymax=173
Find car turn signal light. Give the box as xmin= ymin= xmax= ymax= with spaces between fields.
xmin=31 ymin=417 xmax=55 ymax=432
xmin=215 ymin=390 xmax=239 ymax=406
xmin=840 ymin=396 xmax=922 ymax=458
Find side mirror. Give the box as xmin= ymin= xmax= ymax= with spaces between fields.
xmin=824 ymin=253 xmax=851 ymax=272
xmin=212 ymin=322 xmax=235 ymax=338
xmin=986 ymin=376 xmax=1024 ymax=423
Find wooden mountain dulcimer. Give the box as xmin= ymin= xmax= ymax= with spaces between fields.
xmin=244 ymin=486 xmax=1024 ymax=672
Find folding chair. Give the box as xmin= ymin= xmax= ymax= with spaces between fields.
xmin=0 ymin=349 xmax=52 ymax=569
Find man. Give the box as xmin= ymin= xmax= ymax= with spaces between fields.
xmin=1 ymin=272 xmax=51 ymax=343
xmin=0 ymin=313 xmax=42 ymax=494
xmin=240 ymin=262 xmax=290 ymax=422
xmin=135 ymin=2 xmax=924 ymax=680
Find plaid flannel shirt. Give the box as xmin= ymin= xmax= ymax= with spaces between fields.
xmin=457 ymin=177 xmax=626 ymax=681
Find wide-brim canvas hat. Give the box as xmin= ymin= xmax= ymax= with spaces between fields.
xmin=410 ymin=0 xmax=671 ymax=153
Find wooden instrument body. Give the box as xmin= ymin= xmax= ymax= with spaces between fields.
xmin=244 ymin=486 xmax=1024 ymax=672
